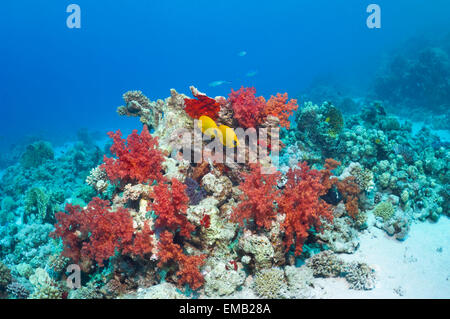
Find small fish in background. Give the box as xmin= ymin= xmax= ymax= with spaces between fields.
xmin=208 ymin=80 xmax=231 ymax=88
xmin=237 ymin=51 xmax=247 ymax=57
xmin=246 ymin=70 xmax=258 ymax=77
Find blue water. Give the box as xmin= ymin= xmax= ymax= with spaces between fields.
xmin=1 ymin=0 xmax=449 ymax=143
xmin=0 ymin=1 xmax=449 ymax=300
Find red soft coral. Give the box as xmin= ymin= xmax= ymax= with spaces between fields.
xmin=264 ymin=93 xmax=298 ymax=129
xmin=52 ymin=198 xmax=153 ymax=266
xmin=184 ymin=86 xmax=221 ymax=120
xmin=157 ymin=230 xmax=184 ymax=267
xmin=150 ymin=178 xmax=195 ymax=238
xmin=157 ymin=231 xmax=206 ymax=290
xmin=336 ymin=176 xmax=360 ymax=219
xmin=232 ymin=163 xmax=281 ymax=230
xmin=101 ymin=125 xmax=164 ymax=185
xmin=122 ymin=222 xmax=154 ymax=257
xmin=228 ymin=87 xmax=266 ymax=128
xmin=177 ymin=253 xmax=206 ymax=290
xmin=279 ymin=162 xmax=334 ymax=256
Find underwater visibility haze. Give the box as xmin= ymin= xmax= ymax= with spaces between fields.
xmin=0 ymin=0 xmax=449 ymax=300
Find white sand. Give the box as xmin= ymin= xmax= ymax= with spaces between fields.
xmin=311 ymin=217 xmax=450 ymax=298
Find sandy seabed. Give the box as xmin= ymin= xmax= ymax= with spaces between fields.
xmin=311 ymin=216 xmax=450 ymax=299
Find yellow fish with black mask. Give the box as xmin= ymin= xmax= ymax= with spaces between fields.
xmin=198 ymin=115 xmax=240 ymax=148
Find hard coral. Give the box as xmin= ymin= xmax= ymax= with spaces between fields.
xmin=184 ymin=86 xmax=221 ymax=120
xmin=279 ymin=162 xmax=334 ymax=256
xmin=101 ymin=125 xmax=164 ymax=185
xmin=0 ymin=262 xmax=12 ymax=290
xmin=229 ymin=87 xmax=266 ymax=128
xmin=323 ymin=103 xmax=344 ymax=137
xmin=150 ymin=178 xmax=195 ymax=238
xmin=232 ymin=163 xmax=281 ymax=230
xmin=264 ymin=93 xmax=298 ymax=129
xmin=52 ymin=197 xmax=153 ymax=266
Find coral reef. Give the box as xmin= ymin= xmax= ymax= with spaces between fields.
xmin=29 ymin=268 xmax=63 ymax=299
xmin=374 ymin=47 xmax=450 ymax=119
xmin=0 ymin=83 xmax=447 ymax=300
xmin=20 ymin=141 xmax=54 ymax=169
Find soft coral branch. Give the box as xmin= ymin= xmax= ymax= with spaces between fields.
xmin=228 ymin=87 xmax=266 ymax=128
xmin=279 ymin=162 xmax=334 ymax=256
xmin=150 ymin=178 xmax=195 ymax=238
xmin=232 ymin=163 xmax=282 ymax=230
xmin=52 ymin=197 xmax=153 ymax=266
xmin=264 ymin=93 xmax=298 ymax=129
xmin=184 ymin=86 xmax=221 ymax=120
xmin=157 ymin=231 xmax=206 ymax=290
xmin=101 ymin=125 xmax=164 ymax=185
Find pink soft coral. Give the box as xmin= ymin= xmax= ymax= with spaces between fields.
xmin=52 ymin=197 xmax=153 ymax=266
xmin=150 ymin=178 xmax=195 ymax=238
xmin=232 ymin=163 xmax=281 ymax=230
xmin=101 ymin=125 xmax=164 ymax=185
xmin=228 ymin=87 xmax=266 ymax=128
xmin=279 ymin=162 xmax=334 ymax=256
xmin=264 ymin=93 xmax=298 ymax=129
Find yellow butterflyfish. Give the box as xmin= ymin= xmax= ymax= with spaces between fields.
xmin=198 ymin=115 xmax=240 ymax=148
xmin=198 ymin=115 xmax=219 ymax=138
xmin=218 ymin=124 xmax=240 ymax=148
